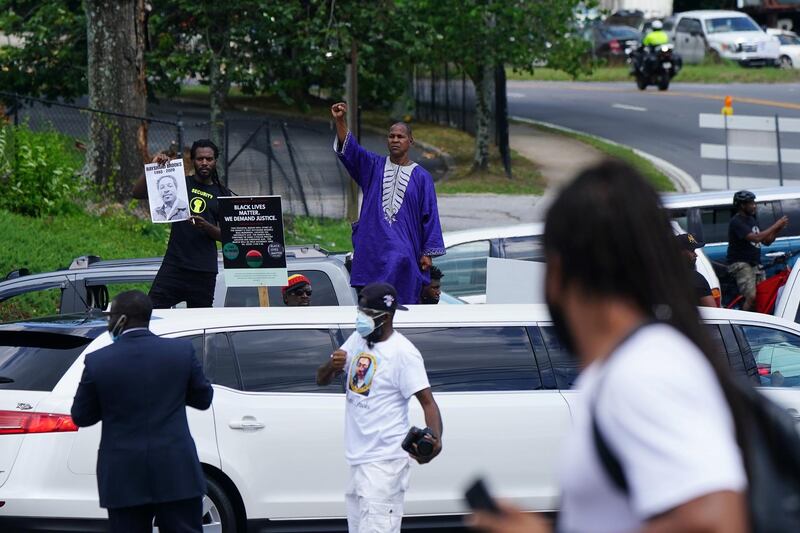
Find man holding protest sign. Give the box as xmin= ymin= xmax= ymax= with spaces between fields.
xmin=332 ymin=102 xmax=445 ymax=305
xmin=133 ymin=139 xmax=231 ymax=308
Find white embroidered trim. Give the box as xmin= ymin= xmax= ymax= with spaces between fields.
xmin=333 ymin=131 xmax=351 ymax=154
xmin=382 ymin=158 xmax=417 ymax=224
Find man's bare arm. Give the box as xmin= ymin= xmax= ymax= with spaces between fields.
xmin=410 ymin=387 xmax=443 ymax=464
xmin=331 ymin=102 xmax=349 ymax=148
xmin=746 ymin=216 xmax=788 ymax=244
xmin=643 ymin=491 xmax=748 ymax=533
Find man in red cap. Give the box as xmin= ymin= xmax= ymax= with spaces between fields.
xmin=282 ymin=274 xmax=312 ymax=306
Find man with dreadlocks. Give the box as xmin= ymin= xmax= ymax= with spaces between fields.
xmin=331 ymin=102 xmax=445 ymax=305
xmin=133 ymin=139 xmax=232 ymax=308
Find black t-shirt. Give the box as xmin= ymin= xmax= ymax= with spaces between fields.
xmin=693 ymin=270 xmax=712 ymax=302
xmin=162 ymin=176 xmax=226 ymax=273
xmin=727 ymin=213 xmax=761 ymax=266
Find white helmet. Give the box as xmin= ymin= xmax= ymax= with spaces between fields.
xmin=651 ymin=20 xmax=664 ymax=30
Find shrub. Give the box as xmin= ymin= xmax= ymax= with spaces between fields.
xmin=0 ymin=123 xmax=86 ymax=216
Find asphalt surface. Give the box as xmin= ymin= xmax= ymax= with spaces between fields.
xmin=506 ymin=80 xmax=800 ymax=186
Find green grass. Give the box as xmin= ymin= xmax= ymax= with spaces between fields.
xmin=1 ymin=208 xmax=352 ymax=321
xmin=529 ymin=123 xmax=674 ymax=192
xmin=285 ymin=216 xmax=353 ymax=251
xmin=508 ymin=63 xmax=800 ymax=83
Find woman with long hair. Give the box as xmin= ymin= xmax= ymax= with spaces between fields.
xmin=471 ymin=160 xmax=748 ymax=532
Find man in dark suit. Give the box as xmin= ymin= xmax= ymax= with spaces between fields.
xmin=71 ymin=290 xmax=213 ymax=533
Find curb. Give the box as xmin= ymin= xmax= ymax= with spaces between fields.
xmin=510 ymin=116 xmax=700 ymax=193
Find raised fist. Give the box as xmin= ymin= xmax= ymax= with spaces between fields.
xmin=331 ymin=102 xmax=347 ymax=120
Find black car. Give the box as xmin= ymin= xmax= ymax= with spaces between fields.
xmin=583 ymin=23 xmax=642 ymax=63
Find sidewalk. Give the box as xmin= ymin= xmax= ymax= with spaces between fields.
xmin=436 ymin=123 xmax=604 ymax=231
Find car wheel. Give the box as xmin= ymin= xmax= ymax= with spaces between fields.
xmin=151 ymin=477 xmax=236 ymax=533
xmin=203 ymin=477 xmax=237 ymax=533
xmin=780 ymin=55 xmax=793 ymax=69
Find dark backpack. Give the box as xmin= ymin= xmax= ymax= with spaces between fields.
xmin=593 ymin=379 xmax=800 ymax=532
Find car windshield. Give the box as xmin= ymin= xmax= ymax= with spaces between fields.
xmin=705 ymin=17 xmax=760 ymax=34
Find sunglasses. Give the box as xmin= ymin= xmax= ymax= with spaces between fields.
xmin=289 ymin=288 xmax=312 ymax=296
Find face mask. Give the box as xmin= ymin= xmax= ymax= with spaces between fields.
xmin=108 ymin=315 xmax=127 ymax=343
xmin=356 ymin=311 xmax=378 ymax=338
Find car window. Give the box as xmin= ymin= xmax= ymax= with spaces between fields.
xmin=539 ymin=326 xmax=580 ymax=389
xmin=400 ymin=326 xmax=541 ymax=391
xmin=502 ymin=236 xmax=545 ymax=262
xmin=0 ymin=286 xmax=63 ymax=322
xmin=230 ymin=329 xmax=338 ymax=393
xmin=85 ymin=281 xmax=154 ymax=311
xmin=705 ymin=17 xmax=759 ymax=34
xmin=600 ymin=26 xmax=640 ymax=40
xmin=699 ymin=205 xmax=733 ymax=244
xmin=740 ymin=325 xmax=800 ymax=388
xmin=0 ymin=333 xmax=91 ymax=391
xmin=224 ymin=270 xmax=338 ymax=307
xmin=676 ymin=18 xmax=701 ymax=34
xmin=205 ymin=333 xmax=241 ymax=389
xmin=438 ymin=240 xmax=491 ymax=298
xmin=779 ymin=199 xmax=800 ymax=236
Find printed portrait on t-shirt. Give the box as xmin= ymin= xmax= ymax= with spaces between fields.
xmin=349 ymin=353 xmax=377 ymax=397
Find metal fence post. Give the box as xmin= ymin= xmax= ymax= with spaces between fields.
xmin=461 ymin=71 xmax=467 ymax=132
xmin=775 ymin=114 xmax=784 ymax=186
xmin=176 ymin=111 xmax=184 ymax=155
xmin=224 ymin=119 xmax=230 ymax=185
xmin=266 ymin=120 xmax=273 ymax=195
xmin=445 ymin=63 xmax=450 ymax=127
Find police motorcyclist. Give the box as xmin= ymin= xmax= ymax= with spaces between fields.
xmin=726 ymin=190 xmax=788 ymax=312
xmin=642 ymin=20 xmax=669 ymax=47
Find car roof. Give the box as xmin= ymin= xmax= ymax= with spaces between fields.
xmin=443 ymin=223 xmax=545 ymax=247
xmin=662 ymin=186 xmax=800 ymax=210
xmin=675 ymin=11 xmax=752 ymax=20
xmin=142 ymin=304 xmax=798 ymax=335
xmin=0 ymin=246 xmax=346 ymax=289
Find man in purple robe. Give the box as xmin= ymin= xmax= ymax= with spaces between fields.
xmin=332 ymin=102 xmax=445 ymax=305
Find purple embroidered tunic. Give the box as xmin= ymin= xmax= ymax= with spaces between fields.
xmin=336 ymin=132 xmax=445 ymax=305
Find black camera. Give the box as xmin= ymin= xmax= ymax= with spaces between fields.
xmin=401 ymin=426 xmax=435 ymax=457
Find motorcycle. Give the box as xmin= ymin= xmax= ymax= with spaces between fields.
xmin=627 ymin=43 xmax=682 ymax=91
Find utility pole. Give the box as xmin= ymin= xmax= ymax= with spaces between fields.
xmin=345 ymin=41 xmax=361 ymax=221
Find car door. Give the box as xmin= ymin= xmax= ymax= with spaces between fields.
xmin=732 ymin=321 xmax=800 ymax=421
xmin=209 ymin=326 xmax=347 ymax=520
xmin=398 ymin=324 xmax=571 ymax=513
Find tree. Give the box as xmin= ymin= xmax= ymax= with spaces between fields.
xmin=0 ymin=1 xmax=87 ymax=100
xmin=147 ymin=3 xmax=302 ymax=157
xmin=83 ymin=0 xmax=148 ymax=198
xmin=415 ymin=0 xmax=587 ymax=170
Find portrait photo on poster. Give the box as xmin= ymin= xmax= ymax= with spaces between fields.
xmin=145 ymin=159 xmax=190 ymax=223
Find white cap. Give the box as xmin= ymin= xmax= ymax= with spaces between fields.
xmin=651 ymin=20 xmax=663 ymax=30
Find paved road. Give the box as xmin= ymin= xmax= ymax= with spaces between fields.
xmin=507 ymin=80 xmax=800 ymax=186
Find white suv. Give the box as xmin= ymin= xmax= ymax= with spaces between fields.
xmin=1 ymin=305 xmax=799 ymax=531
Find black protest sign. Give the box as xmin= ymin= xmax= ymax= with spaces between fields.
xmin=219 ymin=196 xmax=288 ymax=287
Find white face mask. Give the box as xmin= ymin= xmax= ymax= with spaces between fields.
xmin=356 ymin=310 xmax=386 ymax=338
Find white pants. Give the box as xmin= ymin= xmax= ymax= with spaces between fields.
xmin=345 ymin=458 xmax=410 ymax=533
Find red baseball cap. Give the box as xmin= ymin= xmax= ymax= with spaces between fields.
xmin=282 ymin=274 xmax=311 ymax=295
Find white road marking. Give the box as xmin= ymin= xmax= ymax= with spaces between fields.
xmin=507 ymin=92 xmax=527 ymax=98
xmin=612 ymin=103 xmax=648 ymax=112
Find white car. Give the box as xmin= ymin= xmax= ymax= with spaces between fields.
xmin=1 ymin=305 xmax=799 ymax=531
xmin=439 ymin=223 xmax=721 ymax=305
xmin=673 ymin=10 xmax=780 ymax=66
xmin=767 ymin=28 xmax=800 ymax=69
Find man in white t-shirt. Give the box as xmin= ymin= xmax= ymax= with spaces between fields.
xmin=316 ymin=282 xmax=443 ymax=533
xmin=469 ymin=160 xmax=748 ymax=533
